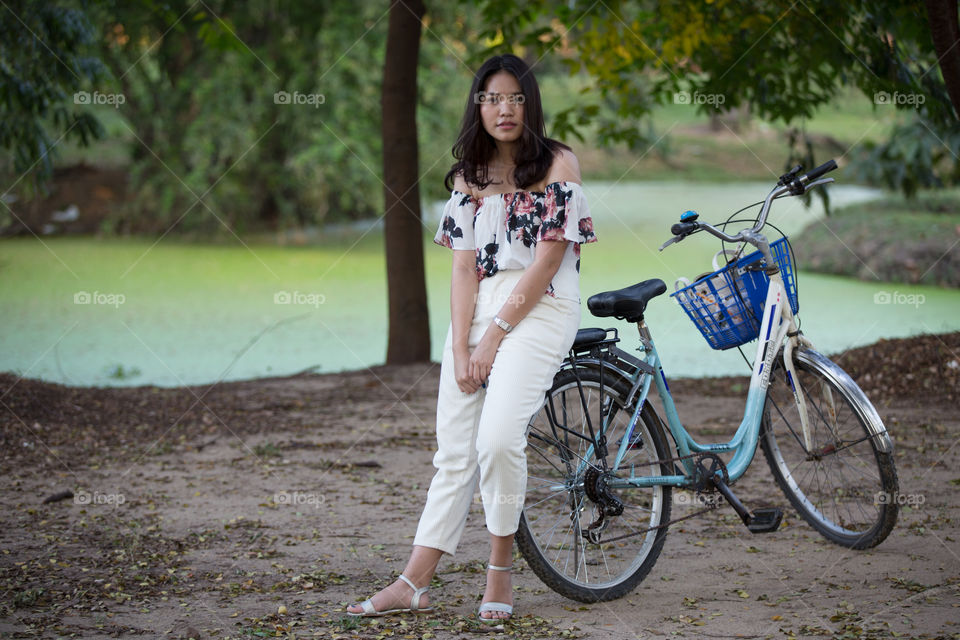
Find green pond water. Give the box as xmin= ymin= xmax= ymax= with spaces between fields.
xmin=2 ymin=182 xmax=958 ymax=388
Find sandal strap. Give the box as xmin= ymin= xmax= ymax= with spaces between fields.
xmin=398 ymin=573 xmax=429 ymax=611
xmin=487 ymin=563 xmax=512 ymax=572
xmin=479 ymin=601 xmax=513 ymax=614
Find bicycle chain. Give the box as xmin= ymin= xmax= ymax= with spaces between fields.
xmin=580 ymin=451 xmax=726 ymax=544
xmin=590 ymin=500 xmax=719 ymax=544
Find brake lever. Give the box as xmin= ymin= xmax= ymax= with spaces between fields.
xmin=805 ymin=177 xmax=835 ymax=191
xmin=787 ymin=175 xmax=836 ymax=197
xmin=659 ymin=235 xmax=682 ymax=251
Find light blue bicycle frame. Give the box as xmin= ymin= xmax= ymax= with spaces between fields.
xmin=587 ymin=268 xmax=809 ymax=490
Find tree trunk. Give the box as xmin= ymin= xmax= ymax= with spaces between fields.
xmin=382 ymin=0 xmax=430 ymax=364
xmin=926 ymin=0 xmax=960 ymax=119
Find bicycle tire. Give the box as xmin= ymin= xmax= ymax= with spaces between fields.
xmin=516 ymin=366 xmax=673 ymax=602
xmin=760 ymin=347 xmax=899 ymax=549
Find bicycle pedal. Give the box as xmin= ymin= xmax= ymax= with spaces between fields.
xmin=747 ymin=507 xmax=783 ymax=533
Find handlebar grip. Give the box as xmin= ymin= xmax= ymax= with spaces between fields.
xmin=671 ymin=221 xmax=698 ymax=236
xmin=804 ymin=159 xmax=837 ymax=182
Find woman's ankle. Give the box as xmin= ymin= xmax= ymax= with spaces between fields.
xmin=400 ymin=570 xmax=433 ymax=590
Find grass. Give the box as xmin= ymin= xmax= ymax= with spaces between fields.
xmin=54 ymin=103 xmax=133 ymax=168
xmin=538 ymin=74 xmax=904 ymax=183
xmin=576 ymin=130 xmax=820 ymax=182
xmin=793 ymin=189 xmax=960 ymax=286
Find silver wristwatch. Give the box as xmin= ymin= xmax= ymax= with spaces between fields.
xmin=493 ymin=315 xmax=514 ymax=333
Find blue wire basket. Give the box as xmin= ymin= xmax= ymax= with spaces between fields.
xmin=670 ymin=237 xmax=799 ymax=350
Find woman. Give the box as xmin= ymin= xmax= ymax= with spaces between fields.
xmin=347 ymin=53 xmax=596 ymax=624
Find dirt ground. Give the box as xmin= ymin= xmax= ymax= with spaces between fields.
xmin=1 ymin=333 xmax=958 ymax=639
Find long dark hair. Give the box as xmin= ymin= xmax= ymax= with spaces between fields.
xmin=444 ymin=54 xmax=570 ymax=192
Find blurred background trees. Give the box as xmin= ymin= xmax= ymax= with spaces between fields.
xmin=1 ymin=0 xmax=491 ymax=235
xmin=0 ymin=1 xmax=105 ymax=192
xmin=86 ymin=0 xmax=390 ymax=233
xmin=3 ymin=0 xmax=957 ymax=235
xmin=481 ymin=0 xmax=959 ymax=196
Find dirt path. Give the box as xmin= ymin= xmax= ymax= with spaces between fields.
xmin=1 ymin=334 xmax=958 ymax=639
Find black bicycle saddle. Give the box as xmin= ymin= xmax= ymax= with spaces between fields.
xmin=587 ymin=279 xmax=667 ymax=323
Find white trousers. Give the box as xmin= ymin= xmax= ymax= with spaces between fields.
xmin=413 ymin=268 xmax=581 ymax=555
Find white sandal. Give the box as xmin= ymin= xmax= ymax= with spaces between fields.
xmin=347 ymin=573 xmax=435 ymax=617
xmin=477 ymin=563 xmax=513 ymax=626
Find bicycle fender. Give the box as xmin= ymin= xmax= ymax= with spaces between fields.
xmin=796 ymin=348 xmax=894 ymax=454
xmin=557 ymin=356 xmax=636 ymax=386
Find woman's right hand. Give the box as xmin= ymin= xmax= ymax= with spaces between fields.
xmin=453 ymin=346 xmax=481 ymax=394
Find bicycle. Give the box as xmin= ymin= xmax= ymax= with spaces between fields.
xmin=515 ymin=160 xmax=900 ymax=603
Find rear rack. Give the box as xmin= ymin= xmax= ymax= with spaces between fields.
xmin=562 ymin=327 xmax=655 ymax=384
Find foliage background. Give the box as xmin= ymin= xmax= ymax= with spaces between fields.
xmin=2 ymin=0 xmax=959 ymax=234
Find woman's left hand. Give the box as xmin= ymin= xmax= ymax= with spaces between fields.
xmin=468 ymin=329 xmax=503 ymax=385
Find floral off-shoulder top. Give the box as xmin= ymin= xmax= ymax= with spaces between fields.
xmin=433 ymin=180 xmax=597 ymax=302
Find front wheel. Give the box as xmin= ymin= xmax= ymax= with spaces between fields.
xmin=761 ymin=347 xmax=899 ymax=548
xmin=516 ymin=367 xmax=673 ymax=602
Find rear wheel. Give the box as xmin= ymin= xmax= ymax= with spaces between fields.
xmin=761 ymin=348 xmax=899 ymax=548
xmin=516 ymin=367 xmax=673 ymax=602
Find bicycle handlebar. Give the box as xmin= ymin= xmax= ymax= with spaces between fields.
xmin=670 ymin=221 xmax=699 ymax=236
xmin=803 ymin=159 xmax=837 ymax=183
xmin=659 ymin=159 xmax=838 ymax=251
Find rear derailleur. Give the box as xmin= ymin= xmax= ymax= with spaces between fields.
xmin=581 ymin=466 xmax=624 ymax=543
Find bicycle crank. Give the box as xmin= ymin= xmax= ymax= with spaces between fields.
xmin=696 ymin=454 xmax=785 ymax=534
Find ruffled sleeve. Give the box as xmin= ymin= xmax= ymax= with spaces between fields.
xmin=434 ymin=190 xmax=477 ymax=250
xmin=536 ymin=181 xmax=598 ymax=245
